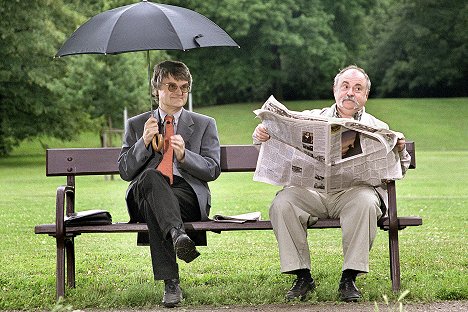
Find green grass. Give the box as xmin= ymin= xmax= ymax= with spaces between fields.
xmin=0 ymin=98 xmax=467 ymax=310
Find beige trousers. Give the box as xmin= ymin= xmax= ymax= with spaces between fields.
xmin=269 ymin=185 xmax=382 ymax=274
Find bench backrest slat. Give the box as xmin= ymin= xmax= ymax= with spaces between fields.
xmin=46 ymin=147 xmax=121 ymax=176
xmin=46 ymin=142 xmax=415 ymax=176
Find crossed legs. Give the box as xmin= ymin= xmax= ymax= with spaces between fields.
xmin=132 ymin=168 xmax=200 ymax=280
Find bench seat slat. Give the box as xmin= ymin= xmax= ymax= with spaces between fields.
xmin=35 ymin=216 xmax=422 ymax=235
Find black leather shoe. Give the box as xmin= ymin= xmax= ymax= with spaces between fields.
xmin=170 ymin=226 xmax=200 ymax=263
xmin=162 ymin=279 xmax=182 ymax=308
xmin=286 ymin=276 xmax=316 ymax=301
xmin=338 ymin=278 xmax=362 ymax=302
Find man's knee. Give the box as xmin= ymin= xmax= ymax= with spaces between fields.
xmin=352 ymin=187 xmax=379 ymax=207
xmin=344 ymin=187 xmax=381 ymax=218
xmin=141 ymin=168 xmax=164 ymax=181
xmin=269 ymin=189 xmax=295 ymax=220
xmin=137 ymin=168 xmax=165 ymax=191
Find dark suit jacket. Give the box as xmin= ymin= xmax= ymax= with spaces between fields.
xmin=118 ymin=109 xmax=221 ymax=222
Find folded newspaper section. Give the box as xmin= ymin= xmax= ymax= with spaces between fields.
xmin=253 ymin=95 xmax=404 ymax=193
xmin=64 ymin=209 xmax=112 ymax=226
xmin=212 ymin=212 xmax=261 ymax=223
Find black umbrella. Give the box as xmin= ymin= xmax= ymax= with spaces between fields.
xmin=56 ymin=0 xmax=239 ymax=109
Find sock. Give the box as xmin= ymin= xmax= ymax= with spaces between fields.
xmin=294 ymin=269 xmax=312 ymax=280
xmin=341 ymin=269 xmax=359 ymax=282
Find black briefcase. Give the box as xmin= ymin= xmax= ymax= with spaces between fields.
xmin=65 ymin=209 xmax=112 ymax=226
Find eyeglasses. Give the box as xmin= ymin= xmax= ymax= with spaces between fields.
xmin=161 ymin=82 xmax=191 ymax=93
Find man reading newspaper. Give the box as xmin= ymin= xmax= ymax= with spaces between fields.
xmin=252 ymin=65 xmax=411 ymax=302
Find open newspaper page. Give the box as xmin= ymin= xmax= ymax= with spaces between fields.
xmin=253 ymin=95 xmax=403 ymax=193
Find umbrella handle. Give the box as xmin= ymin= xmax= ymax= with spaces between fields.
xmin=151 ymin=134 xmax=164 ymax=152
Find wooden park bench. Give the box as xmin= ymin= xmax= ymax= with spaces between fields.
xmin=35 ymin=143 xmax=421 ymax=299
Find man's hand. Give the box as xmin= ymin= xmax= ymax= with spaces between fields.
xmin=253 ymin=124 xmax=270 ymax=142
xmin=143 ymin=116 xmax=159 ymax=147
xmin=396 ymin=137 xmax=406 ymax=152
xmin=171 ymin=134 xmax=186 ymax=162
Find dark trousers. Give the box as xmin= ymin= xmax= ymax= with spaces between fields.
xmin=132 ymin=168 xmax=200 ymax=280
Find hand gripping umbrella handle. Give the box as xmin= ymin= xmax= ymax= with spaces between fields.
xmin=151 ymin=134 xmax=164 ymax=152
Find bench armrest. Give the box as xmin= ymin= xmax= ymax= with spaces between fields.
xmin=55 ymin=185 xmax=75 ymax=240
xmin=386 ymin=180 xmax=398 ymax=232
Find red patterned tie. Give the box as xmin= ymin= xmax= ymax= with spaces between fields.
xmin=157 ymin=115 xmax=174 ymax=184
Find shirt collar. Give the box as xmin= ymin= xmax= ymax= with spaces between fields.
xmin=332 ymin=103 xmax=364 ymax=121
xmin=156 ymin=108 xmax=183 ymax=124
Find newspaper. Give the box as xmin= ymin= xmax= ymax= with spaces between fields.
xmin=212 ymin=212 xmax=261 ymax=223
xmin=253 ymin=95 xmax=404 ymax=193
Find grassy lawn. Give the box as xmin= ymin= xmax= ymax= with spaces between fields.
xmin=0 ymin=98 xmax=467 ymax=309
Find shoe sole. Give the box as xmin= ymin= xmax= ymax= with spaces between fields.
xmin=162 ymin=298 xmax=182 ymax=308
xmin=174 ymin=236 xmax=200 ymax=263
xmin=340 ymin=295 xmax=361 ymax=302
xmin=162 ymin=301 xmax=179 ymax=308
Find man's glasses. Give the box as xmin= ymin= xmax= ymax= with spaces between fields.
xmin=161 ymin=82 xmax=191 ymax=93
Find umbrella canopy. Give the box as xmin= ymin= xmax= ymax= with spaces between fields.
xmin=55 ymin=0 xmax=239 ymax=112
xmin=56 ymin=0 xmax=239 ymax=57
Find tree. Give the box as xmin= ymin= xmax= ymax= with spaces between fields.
xmin=366 ymin=0 xmax=468 ymax=97
xmin=0 ymin=0 xmax=156 ymax=155
xmin=167 ymin=0 xmax=349 ymax=105
xmin=55 ymin=52 xmax=157 ymax=130
xmin=0 ymin=0 xmax=87 ymax=155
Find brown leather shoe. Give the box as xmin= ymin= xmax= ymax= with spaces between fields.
xmin=162 ymin=279 xmax=182 ymax=308
xmin=285 ymin=276 xmax=316 ymax=301
xmin=339 ymin=278 xmax=362 ymax=302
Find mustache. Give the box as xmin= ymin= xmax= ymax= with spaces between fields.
xmin=339 ymin=96 xmax=361 ymax=109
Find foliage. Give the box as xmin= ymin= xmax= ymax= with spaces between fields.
xmin=0 ymin=0 xmax=84 ymax=155
xmin=55 ymin=53 xmax=151 ymax=128
xmin=168 ymin=0 xmax=354 ymax=105
xmin=1 ymin=0 xmax=467 ymax=155
xmin=0 ymin=0 xmax=160 ymax=155
xmin=365 ymin=0 xmax=468 ymax=97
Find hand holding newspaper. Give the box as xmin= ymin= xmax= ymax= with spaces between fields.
xmin=253 ymin=96 xmax=404 ymax=193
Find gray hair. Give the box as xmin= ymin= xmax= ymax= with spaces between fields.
xmin=333 ymin=65 xmax=371 ymax=94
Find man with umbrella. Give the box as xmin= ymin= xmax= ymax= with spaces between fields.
xmin=118 ymin=60 xmax=221 ymax=307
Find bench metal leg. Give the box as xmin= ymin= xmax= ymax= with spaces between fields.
xmin=56 ymin=237 xmax=76 ymax=299
xmin=65 ymin=238 xmax=75 ymax=288
xmin=387 ymin=181 xmax=401 ymax=292
xmin=56 ymin=238 xmax=66 ymax=300
xmin=389 ymin=226 xmax=401 ymax=292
